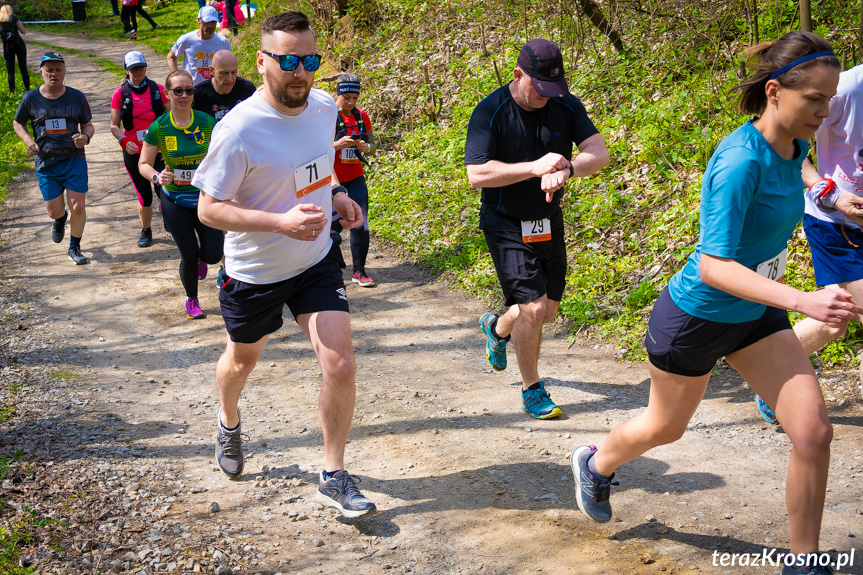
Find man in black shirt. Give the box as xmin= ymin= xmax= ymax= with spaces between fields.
xmin=464 ymin=38 xmax=609 ymax=419
xmin=193 ymin=50 xmax=255 ymax=122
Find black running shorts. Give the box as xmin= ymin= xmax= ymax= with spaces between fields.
xmin=219 ymin=239 xmax=349 ymax=344
xmin=645 ymin=288 xmax=793 ymax=377
xmin=481 ymin=208 xmax=566 ymax=307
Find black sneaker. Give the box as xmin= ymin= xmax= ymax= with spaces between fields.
xmin=52 ymin=211 xmax=67 ymax=243
xmin=137 ymin=228 xmax=153 ymax=248
xmin=215 ymin=414 xmax=244 ymax=479
xmin=314 ymin=470 xmax=378 ymax=518
xmin=68 ymin=246 xmax=89 ymax=265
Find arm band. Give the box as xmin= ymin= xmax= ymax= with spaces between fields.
xmin=811 ymin=178 xmax=840 ymax=209
xmin=119 ymin=136 xmax=132 ymax=149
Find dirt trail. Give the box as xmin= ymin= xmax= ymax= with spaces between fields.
xmin=1 ymin=31 xmax=861 ymax=575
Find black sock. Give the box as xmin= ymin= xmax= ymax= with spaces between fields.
xmin=322 ymin=469 xmax=343 ymax=480
xmin=69 ymin=236 xmax=81 ymax=249
xmin=524 ymin=382 xmax=541 ymax=392
xmin=55 ymin=211 xmax=68 ymax=224
xmin=490 ymin=316 xmax=510 ymax=342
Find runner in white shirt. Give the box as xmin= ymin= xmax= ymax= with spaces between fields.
xmin=166 ymin=6 xmax=231 ymax=86
xmin=195 ymin=10 xmax=377 ymax=519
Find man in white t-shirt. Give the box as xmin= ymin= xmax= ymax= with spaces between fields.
xmin=797 ymin=65 xmax=863 ymax=384
xmin=194 ymin=11 xmax=376 ymax=519
xmin=755 ymin=64 xmax=863 ymax=425
xmin=167 ymin=6 xmax=232 ymax=86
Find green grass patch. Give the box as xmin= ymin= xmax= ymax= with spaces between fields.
xmin=50 ymin=370 xmax=80 ymax=379
xmin=0 ymin=526 xmax=34 ymax=575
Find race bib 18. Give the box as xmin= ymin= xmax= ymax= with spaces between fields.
xmin=294 ymin=154 xmax=332 ymax=198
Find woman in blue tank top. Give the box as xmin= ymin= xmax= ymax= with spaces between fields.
xmin=570 ymin=32 xmax=859 ymax=575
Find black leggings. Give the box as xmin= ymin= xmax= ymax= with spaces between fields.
xmin=121 ymin=3 xmax=156 ymax=32
xmin=3 ymin=37 xmax=28 ymax=93
xmin=159 ymin=192 xmax=224 ymax=298
xmin=122 ymin=149 xmax=163 ymax=207
xmin=331 ymin=174 xmax=370 ymax=272
xmin=225 ymin=0 xmax=239 ymax=33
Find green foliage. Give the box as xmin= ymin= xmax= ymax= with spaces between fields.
xmin=0 ymin=527 xmax=34 ymax=575
xmin=0 ymin=82 xmax=33 ymax=206
xmin=315 ymin=0 xmax=863 ymax=357
xmin=0 ymin=450 xmax=25 ymax=481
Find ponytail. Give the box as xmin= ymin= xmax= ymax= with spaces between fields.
xmin=735 ymin=31 xmax=839 ymax=114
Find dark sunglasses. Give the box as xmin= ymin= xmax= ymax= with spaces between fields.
xmin=170 ymin=87 xmax=195 ymax=96
xmin=261 ymin=50 xmax=322 ymax=72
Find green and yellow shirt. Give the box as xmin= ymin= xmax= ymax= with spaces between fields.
xmin=144 ymin=109 xmax=216 ymax=207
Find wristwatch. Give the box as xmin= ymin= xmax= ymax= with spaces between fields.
xmin=152 ymin=173 xmax=159 ymax=184
xmin=332 ymin=185 xmax=347 ymax=198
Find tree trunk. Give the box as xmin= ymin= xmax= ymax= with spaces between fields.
xmin=576 ymin=0 xmax=624 ymax=53
xmin=800 ymin=0 xmax=812 ymax=32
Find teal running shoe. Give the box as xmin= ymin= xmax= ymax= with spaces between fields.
xmin=570 ymin=444 xmax=617 ymax=523
xmin=756 ymin=394 xmax=779 ymax=425
xmin=480 ymin=312 xmax=507 ymax=371
xmin=521 ymin=381 xmax=562 ymax=419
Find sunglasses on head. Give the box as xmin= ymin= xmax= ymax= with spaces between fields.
xmin=170 ymin=87 xmax=195 ymax=96
xmin=261 ymin=50 xmax=322 ymax=72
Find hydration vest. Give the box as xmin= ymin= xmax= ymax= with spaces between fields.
xmin=120 ymin=79 xmax=165 ymax=132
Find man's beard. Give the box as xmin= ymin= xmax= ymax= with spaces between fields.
xmin=270 ymin=81 xmax=311 ymax=110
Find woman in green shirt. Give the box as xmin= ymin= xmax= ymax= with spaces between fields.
xmin=139 ymin=70 xmax=222 ymax=319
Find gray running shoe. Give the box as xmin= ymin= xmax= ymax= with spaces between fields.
xmin=52 ymin=211 xmax=67 ymax=243
xmin=68 ymin=246 xmax=89 ymax=265
xmin=215 ymin=414 xmax=244 ymax=479
xmin=314 ymin=470 xmax=378 ymax=518
xmin=571 ymin=444 xmax=618 ymax=523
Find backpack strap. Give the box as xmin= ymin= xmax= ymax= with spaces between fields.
xmin=120 ymin=79 xmax=165 ymax=132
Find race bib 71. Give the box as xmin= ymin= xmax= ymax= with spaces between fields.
xmin=294 ymin=154 xmax=332 ymax=198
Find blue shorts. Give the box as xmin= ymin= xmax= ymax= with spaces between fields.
xmin=645 ymin=288 xmax=792 ymax=377
xmin=803 ymin=213 xmax=863 ymax=286
xmin=219 ymin=236 xmax=349 ymax=344
xmin=37 ymin=156 xmax=88 ymax=201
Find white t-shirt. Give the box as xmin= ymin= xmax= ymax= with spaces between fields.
xmin=192 ymin=89 xmax=338 ymax=284
xmin=805 ymin=64 xmax=863 ymax=231
xmin=170 ymin=31 xmax=232 ymax=86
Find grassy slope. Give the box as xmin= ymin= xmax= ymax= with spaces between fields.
xmin=24 ymin=0 xmax=863 ymax=364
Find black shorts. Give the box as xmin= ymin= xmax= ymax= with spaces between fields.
xmin=481 ymin=208 xmax=566 ymax=306
xmin=645 ymin=288 xmax=792 ymax=377
xmin=219 ymin=240 xmax=349 ymax=344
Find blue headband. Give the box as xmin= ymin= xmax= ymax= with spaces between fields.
xmin=336 ymin=81 xmax=361 ymax=95
xmin=769 ymin=51 xmax=834 ymax=80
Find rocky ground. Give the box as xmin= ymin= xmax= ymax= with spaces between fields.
xmin=0 ymin=32 xmax=861 ymax=575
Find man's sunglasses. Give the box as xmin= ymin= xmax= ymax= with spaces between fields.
xmin=261 ymin=50 xmax=322 ymax=72
xmin=170 ymin=87 xmax=195 ymax=96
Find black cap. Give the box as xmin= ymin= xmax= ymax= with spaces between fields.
xmin=516 ymin=39 xmax=568 ymax=98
